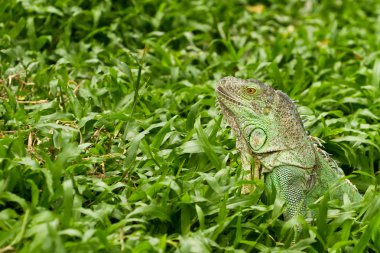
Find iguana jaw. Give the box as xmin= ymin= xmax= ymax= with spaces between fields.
xmin=216 ymin=84 xmax=252 ymax=134
xmin=216 ymin=85 xmax=244 ymax=108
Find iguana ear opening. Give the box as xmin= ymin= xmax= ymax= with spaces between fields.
xmin=244 ymin=125 xmax=267 ymax=151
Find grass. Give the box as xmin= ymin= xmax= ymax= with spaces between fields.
xmin=0 ymin=0 xmax=380 ymax=252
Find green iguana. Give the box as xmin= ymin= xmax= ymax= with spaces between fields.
xmin=216 ymin=76 xmax=362 ymax=220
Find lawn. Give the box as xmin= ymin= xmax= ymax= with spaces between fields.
xmin=0 ymin=0 xmax=380 ymax=252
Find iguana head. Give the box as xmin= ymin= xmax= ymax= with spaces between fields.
xmin=216 ymin=76 xmax=316 ymax=170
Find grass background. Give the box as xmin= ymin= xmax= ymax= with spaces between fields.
xmin=1 ymin=0 xmax=380 ymax=252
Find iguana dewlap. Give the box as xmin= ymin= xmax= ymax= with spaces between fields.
xmin=216 ymin=76 xmax=362 ymax=219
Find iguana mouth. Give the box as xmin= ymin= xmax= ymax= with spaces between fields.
xmin=216 ymin=86 xmax=244 ymax=107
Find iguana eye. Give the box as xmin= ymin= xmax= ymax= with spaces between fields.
xmin=246 ymin=87 xmax=256 ymax=95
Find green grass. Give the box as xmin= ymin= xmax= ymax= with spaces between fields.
xmin=1 ymin=0 xmax=380 ymax=252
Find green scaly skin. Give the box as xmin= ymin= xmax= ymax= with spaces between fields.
xmin=216 ymin=76 xmax=362 ymax=220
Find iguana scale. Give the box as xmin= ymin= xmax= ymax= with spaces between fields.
xmin=216 ymin=76 xmax=362 ymax=220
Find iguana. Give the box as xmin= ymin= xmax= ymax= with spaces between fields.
xmin=216 ymin=76 xmax=362 ymax=220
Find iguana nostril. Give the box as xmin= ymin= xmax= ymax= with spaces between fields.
xmin=218 ymin=79 xmax=226 ymax=85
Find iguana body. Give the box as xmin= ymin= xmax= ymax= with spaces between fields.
xmin=216 ymin=76 xmax=362 ymax=219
